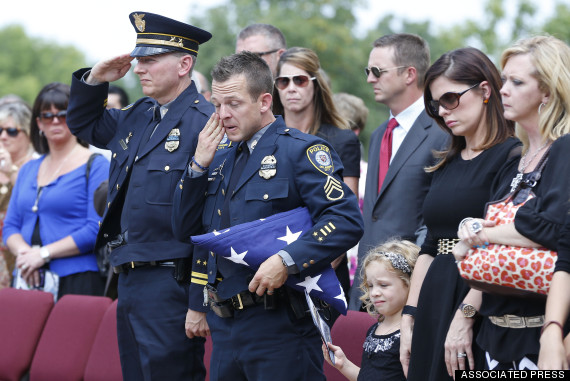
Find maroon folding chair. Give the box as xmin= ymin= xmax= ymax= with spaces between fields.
xmin=323 ymin=310 xmax=377 ymax=381
xmin=0 ymin=288 xmax=54 ymax=381
xmin=29 ymin=294 xmax=112 ymax=381
xmin=83 ymin=299 xmax=123 ymax=381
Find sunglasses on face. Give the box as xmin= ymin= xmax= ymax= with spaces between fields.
xmin=365 ymin=65 xmax=406 ymax=78
xmin=39 ymin=110 xmax=67 ymax=123
xmin=274 ymin=75 xmax=316 ymax=90
xmin=428 ymin=83 xmax=481 ymax=115
xmin=0 ymin=127 xmax=22 ymax=137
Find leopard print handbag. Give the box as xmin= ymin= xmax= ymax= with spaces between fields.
xmin=458 ymin=149 xmax=555 ymax=298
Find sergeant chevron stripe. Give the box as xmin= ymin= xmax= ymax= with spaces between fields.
xmin=324 ymin=176 xmax=344 ymax=201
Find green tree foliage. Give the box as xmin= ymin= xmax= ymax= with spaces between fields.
xmin=542 ymin=2 xmax=570 ymax=42
xmin=0 ymin=25 xmax=87 ymax=104
xmin=2 ymin=0 xmax=568 ymax=154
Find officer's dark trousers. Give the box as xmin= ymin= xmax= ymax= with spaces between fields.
xmin=117 ymin=267 xmax=205 ymax=381
xmin=207 ymin=302 xmax=325 ymax=381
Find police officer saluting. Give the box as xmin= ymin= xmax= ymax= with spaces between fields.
xmin=172 ymin=52 xmax=364 ymax=380
xmin=66 ymin=12 xmax=214 ymax=381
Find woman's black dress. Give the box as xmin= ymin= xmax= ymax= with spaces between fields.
xmin=408 ymin=137 xmax=520 ymax=381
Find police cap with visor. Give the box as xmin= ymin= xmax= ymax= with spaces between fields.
xmin=129 ymin=11 xmax=212 ymax=57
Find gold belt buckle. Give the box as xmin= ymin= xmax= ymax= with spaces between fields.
xmin=235 ymin=293 xmax=244 ymax=310
xmin=506 ymin=314 xmax=525 ymax=328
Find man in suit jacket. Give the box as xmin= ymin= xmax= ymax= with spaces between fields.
xmin=172 ymin=51 xmax=363 ymax=380
xmin=348 ymin=34 xmax=447 ymax=311
xmin=67 ymin=12 xmax=214 ymax=381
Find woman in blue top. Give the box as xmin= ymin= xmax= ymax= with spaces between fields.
xmin=4 ymin=82 xmax=109 ymax=299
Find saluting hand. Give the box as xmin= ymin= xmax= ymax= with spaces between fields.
xmin=192 ymin=113 xmax=226 ymax=171
xmin=88 ymin=54 xmax=134 ymax=85
xmin=248 ymin=254 xmax=288 ymax=297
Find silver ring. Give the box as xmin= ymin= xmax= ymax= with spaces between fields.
xmin=21 ymin=264 xmax=28 ymax=270
xmin=267 ymin=290 xmax=274 ymax=295
xmin=470 ymin=221 xmax=483 ymax=234
xmin=457 ymin=352 xmax=467 ymax=358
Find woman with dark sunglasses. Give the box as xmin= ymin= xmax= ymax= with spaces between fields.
xmin=402 ymin=47 xmax=520 ymax=381
xmin=0 ymin=101 xmax=36 ymax=289
xmin=272 ymin=47 xmax=360 ymax=198
xmin=272 ymin=47 xmax=361 ymax=322
xmin=454 ymin=36 xmax=570 ymax=371
xmin=3 ymin=82 xmax=109 ymax=300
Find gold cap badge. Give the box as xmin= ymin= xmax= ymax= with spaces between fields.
xmin=133 ymin=13 xmax=146 ymax=32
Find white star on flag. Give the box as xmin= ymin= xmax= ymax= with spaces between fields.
xmin=213 ymin=229 xmax=230 ymax=236
xmin=277 ymin=226 xmax=303 ymax=245
xmin=297 ymin=274 xmax=323 ymax=294
xmin=335 ymin=287 xmax=347 ymax=309
xmin=227 ymin=247 xmax=249 ymax=266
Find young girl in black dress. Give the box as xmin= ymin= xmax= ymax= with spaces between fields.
xmin=323 ymin=239 xmax=419 ymax=381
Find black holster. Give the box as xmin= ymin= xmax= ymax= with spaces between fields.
xmin=173 ymin=257 xmax=192 ymax=283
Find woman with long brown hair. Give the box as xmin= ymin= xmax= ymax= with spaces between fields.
xmin=402 ymin=47 xmax=519 ymax=380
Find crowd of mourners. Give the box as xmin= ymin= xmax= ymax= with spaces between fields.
xmin=1 ymin=10 xmax=569 ymax=381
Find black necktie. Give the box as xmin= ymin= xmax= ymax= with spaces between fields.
xmin=220 ymin=144 xmax=250 ymax=228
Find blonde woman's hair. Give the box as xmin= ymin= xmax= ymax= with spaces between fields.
xmin=501 ymin=35 xmax=570 ymax=152
xmin=359 ymin=239 xmax=419 ymax=319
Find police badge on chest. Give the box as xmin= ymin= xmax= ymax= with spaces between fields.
xmin=259 ymin=155 xmax=277 ymax=179
xmin=165 ymin=128 xmax=180 ymax=152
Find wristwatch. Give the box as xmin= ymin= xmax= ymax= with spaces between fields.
xmin=40 ymin=246 xmax=51 ymax=263
xmin=459 ymin=303 xmax=478 ymax=318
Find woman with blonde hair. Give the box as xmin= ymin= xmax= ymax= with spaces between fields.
xmin=0 ymin=101 xmax=36 ymax=288
xmin=455 ymin=35 xmax=570 ymax=370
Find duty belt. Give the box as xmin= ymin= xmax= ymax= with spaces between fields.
xmin=113 ymin=260 xmax=175 ymax=274
xmin=206 ymin=285 xmax=278 ymax=318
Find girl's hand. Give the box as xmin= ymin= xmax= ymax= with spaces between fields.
xmin=323 ymin=342 xmax=346 ymax=370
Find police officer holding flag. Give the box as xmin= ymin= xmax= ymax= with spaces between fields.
xmin=172 ymin=51 xmax=364 ymax=380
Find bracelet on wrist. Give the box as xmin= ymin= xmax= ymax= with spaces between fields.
xmin=402 ymin=305 xmax=417 ymax=317
xmin=458 ymin=217 xmax=474 ymax=231
xmin=191 ymin=156 xmax=208 ymax=172
xmin=540 ymin=320 xmax=564 ymax=336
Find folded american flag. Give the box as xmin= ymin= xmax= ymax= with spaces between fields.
xmin=191 ymin=207 xmax=347 ymax=314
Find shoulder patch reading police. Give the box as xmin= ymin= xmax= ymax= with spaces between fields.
xmin=165 ymin=128 xmax=180 ymax=152
xmin=307 ymin=144 xmax=334 ymax=175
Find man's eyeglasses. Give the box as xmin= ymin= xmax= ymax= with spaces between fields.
xmin=365 ymin=65 xmax=406 ymax=78
xmin=0 ymin=127 xmax=22 ymax=137
xmin=274 ymin=75 xmax=316 ymax=90
xmin=39 ymin=110 xmax=67 ymax=123
xmin=428 ymin=83 xmax=481 ymax=115
xmin=253 ymin=49 xmax=280 ymax=57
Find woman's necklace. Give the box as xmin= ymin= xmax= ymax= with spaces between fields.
xmin=32 ymin=145 xmax=77 ymax=212
xmin=510 ymin=141 xmax=550 ymax=192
